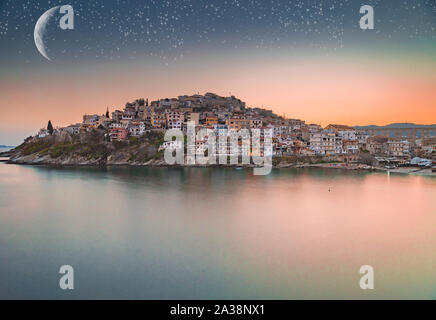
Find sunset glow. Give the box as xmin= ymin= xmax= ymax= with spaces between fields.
xmin=1 ymin=48 xmax=435 ymax=145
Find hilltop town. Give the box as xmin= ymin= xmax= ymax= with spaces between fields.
xmin=6 ymin=92 xmax=436 ymax=172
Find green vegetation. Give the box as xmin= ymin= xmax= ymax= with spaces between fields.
xmin=278 ymin=155 xmax=342 ymax=165
xmin=47 ymin=120 xmax=54 ymax=135
xmin=17 ymin=129 xmax=163 ymax=164
xmin=145 ymin=131 xmax=165 ymax=148
xmin=78 ymin=144 xmax=108 ymax=160
xmin=128 ymin=136 xmax=139 ymax=143
xmin=112 ymin=140 xmax=128 ymax=150
xmin=19 ymin=137 xmax=109 ymax=161
xmin=128 ymin=136 xmax=145 ymax=146
xmin=147 ymin=150 xmax=164 ymax=161
xmin=136 ymin=98 xmax=145 ymax=106
xmin=309 ymin=159 xmax=339 ymax=165
xmin=21 ymin=141 xmax=52 ymax=156
xmin=49 ymin=143 xmax=77 ymax=158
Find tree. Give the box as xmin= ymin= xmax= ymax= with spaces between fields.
xmin=359 ymin=152 xmax=376 ymax=166
xmin=47 ymin=120 xmax=54 ymax=134
xmin=136 ymin=98 xmax=145 ymax=106
xmin=105 ymin=108 xmax=110 ymax=118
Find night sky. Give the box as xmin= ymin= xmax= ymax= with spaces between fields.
xmin=1 ymin=0 xmax=435 ymax=65
xmin=0 ymin=0 xmax=435 ymax=144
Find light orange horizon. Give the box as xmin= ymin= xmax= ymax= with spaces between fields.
xmin=1 ymin=51 xmax=435 ymax=135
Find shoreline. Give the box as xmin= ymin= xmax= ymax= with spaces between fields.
xmin=3 ymin=157 xmax=435 ymax=176
xmin=2 ymin=146 xmax=434 ymax=176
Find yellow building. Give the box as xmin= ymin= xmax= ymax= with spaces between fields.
xmin=205 ymin=116 xmax=218 ymax=126
xmin=151 ymin=113 xmax=167 ymax=128
xmin=226 ymin=119 xmax=250 ymax=130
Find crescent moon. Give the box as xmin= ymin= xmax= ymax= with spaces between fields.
xmin=34 ymin=6 xmax=60 ymax=61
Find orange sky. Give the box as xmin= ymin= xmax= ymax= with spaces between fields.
xmin=1 ymin=50 xmax=435 ymax=142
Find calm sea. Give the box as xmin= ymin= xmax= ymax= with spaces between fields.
xmin=0 ymin=160 xmax=436 ymax=299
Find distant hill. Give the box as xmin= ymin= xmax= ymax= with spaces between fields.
xmin=0 ymin=145 xmax=15 ymax=148
xmin=354 ymin=123 xmax=436 ymax=130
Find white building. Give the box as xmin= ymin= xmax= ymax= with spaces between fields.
xmin=309 ymin=131 xmax=343 ymax=155
xmin=167 ymin=120 xmax=183 ymax=130
xmin=65 ymin=124 xmax=81 ymax=135
xmin=159 ymin=140 xmax=183 ymax=152
xmin=110 ymin=122 xmax=128 ymax=129
xmin=129 ymin=122 xmax=146 ymax=137
xmin=37 ymin=129 xmax=49 ymax=138
xmin=309 ymin=132 xmax=323 ymax=154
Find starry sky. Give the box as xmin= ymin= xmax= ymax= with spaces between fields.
xmin=0 ymin=0 xmax=435 ymax=144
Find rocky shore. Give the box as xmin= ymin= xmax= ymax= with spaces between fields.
xmin=2 ymin=129 xmax=434 ymax=176
xmin=4 ymin=151 xmax=434 ymax=176
xmin=0 ymin=129 xmax=358 ymax=168
xmin=3 ymin=129 xmax=163 ymax=166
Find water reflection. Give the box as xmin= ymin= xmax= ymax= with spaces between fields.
xmin=0 ymin=163 xmax=436 ymax=299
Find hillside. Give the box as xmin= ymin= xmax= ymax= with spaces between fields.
xmin=354 ymin=123 xmax=436 ymax=129
xmin=7 ymin=129 xmax=166 ymax=166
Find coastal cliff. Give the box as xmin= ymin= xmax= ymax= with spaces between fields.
xmin=4 ymin=128 xmax=381 ymax=171
xmin=6 ymin=129 xmax=167 ymax=166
